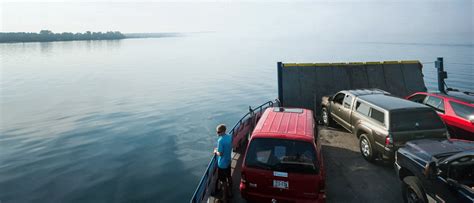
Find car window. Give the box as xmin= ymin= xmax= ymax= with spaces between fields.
xmin=450 ymin=101 xmax=474 ymax=120
xmin=438 ymin=99 xmax=445 ymax=112
xmin=408 ymin=94 xmax=427 ymax=103
xmin=355 ymin=101 xmax=370 ymax=116
xmin=390 ymin=109 xmax=445 ymax=131
xmin=333 ymin=93 xmax=345 ymax=105
xmin=425 ymin=96 xmax=445 ymax=113
xmin=343 ymin=95 xmax=353 ymax=108
xmin=370 ymin=108 xmax=385 ymax=124
xmin=245 ymin=138 xmax=318 ymax=174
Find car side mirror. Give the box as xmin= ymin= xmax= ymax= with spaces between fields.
xmin=423 ymin=161 xmax=437 ymax=179
xmin=447 ymin=178 xmax=461 ymax=189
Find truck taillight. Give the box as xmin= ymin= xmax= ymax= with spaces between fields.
xmin=241 ymin=174 xmax=246 ymax=184
xmin=319 ymin=180 xmax=325 ymax=193
xmin=319 ymin=178 xmax=326 ymax=199
xmin=240 ymin=173 xmax=247 ymax=191
xmin=385 ymin=135 xmax=393 ymax=147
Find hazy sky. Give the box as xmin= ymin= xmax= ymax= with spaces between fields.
xmin=1 ymin=0 xmax=473 ymax=43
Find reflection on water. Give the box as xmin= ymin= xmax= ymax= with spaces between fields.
xmin=40 ymin=42 xmax=53 ymax=54
xmin=0 ymin=39 xmax=123 ymax=57
xmin=0 ymin=31 xmax=473 ymax=202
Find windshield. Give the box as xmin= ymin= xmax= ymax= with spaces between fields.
xmin=434 ymin=151 xmax=461 ymax=161
xmin=245 ymin=138 xmax=318 ymax=174
xmin=390 ymin=109 xmax=445 ymax=131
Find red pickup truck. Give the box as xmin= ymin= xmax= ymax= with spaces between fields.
xmin=406 ymin=91 xmax=474 ymax=140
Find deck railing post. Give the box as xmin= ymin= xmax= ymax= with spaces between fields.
xmin=277 ymin=62 xmax=283 ymax=106
xmin=435 ymin=57 xmax=447 ymax=93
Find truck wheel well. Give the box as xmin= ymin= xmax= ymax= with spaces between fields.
xmin=398 ymin=167 xmax=414 ymax=180
xmin=356 ymin=130 xmax=366 ymax=138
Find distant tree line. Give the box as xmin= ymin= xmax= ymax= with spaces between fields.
xmin=0 ymin=30 xmax=126 ymax=43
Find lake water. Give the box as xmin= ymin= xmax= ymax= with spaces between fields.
xmin=1 ymin=15 xmax=473 ymax=203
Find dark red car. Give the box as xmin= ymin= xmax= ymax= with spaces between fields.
xmin=406 ymin=91 xmax=474 ymax=140
xmin=240 ymin=107 xmax=325 ymax=203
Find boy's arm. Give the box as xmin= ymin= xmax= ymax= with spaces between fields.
xmin=214 ymin=139 xmax=223 ymax=156
xmin=213 ymin=148 xmax=222 ymax=156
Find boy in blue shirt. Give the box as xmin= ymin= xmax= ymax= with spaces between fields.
xmin=213 ymin=124 xmax=233 ymax=197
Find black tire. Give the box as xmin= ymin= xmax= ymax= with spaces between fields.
xmin=359 ymin=134 xmax=376 ymax=162
xmin=321 ymin=107 xmax=334 ymax=127
xmin=402 ymin=176 xmax=427 ymax=203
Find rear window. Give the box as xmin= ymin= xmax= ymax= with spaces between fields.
xmin=450 ymin=101 xmax=474 ymax=120
xmin=390 ymin=109 xmax=445 ymax=131
xmin=245 ymin=138 xmax=318 ymax=174
xmin=370 ymin=108 xmax=385 ymax=124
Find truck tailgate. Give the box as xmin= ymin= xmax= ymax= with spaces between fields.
xmin=392 ymin=129 xmax=447 ymax=147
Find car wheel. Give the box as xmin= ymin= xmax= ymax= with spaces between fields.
xmin=402 ymin=176 xmax=427 ymax=203
xmin=321 ymin=107 xmax=334 ymax=127
xmin=359 ymin=134 xmax=376 ymax=162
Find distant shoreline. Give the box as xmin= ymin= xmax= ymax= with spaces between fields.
xmin=0 ymin=30 xmax=183 ymax=43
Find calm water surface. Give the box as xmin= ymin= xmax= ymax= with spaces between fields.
xmin=1 ymin=30 xmax=473 ymax=203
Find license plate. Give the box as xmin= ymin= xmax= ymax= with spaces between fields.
xmin=273 ymin=180 xmax=288 ymax=189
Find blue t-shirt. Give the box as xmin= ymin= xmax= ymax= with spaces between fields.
xmin=217 ymin=134 xmax=232 ymax=169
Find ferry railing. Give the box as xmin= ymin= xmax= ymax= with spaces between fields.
xmin=190 ymin=100 xmax=279 ymax=203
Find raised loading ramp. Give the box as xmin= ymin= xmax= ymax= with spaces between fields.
xmin=277 ymin=61 xmax=427 ymax=116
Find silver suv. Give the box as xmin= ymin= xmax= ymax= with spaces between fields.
xmin=321 ymin=89 xmax=448 ymax=162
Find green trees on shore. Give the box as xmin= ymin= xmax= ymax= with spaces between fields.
xmin=0 ymin=30 xmax=126 ymax=43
